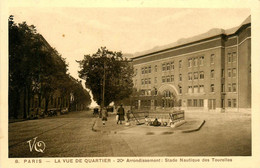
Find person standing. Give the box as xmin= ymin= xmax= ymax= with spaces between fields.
xmin=101 ymin=107 xmax=108 ymax=125
xmin=117 ymin=104 xmax=125 ymax=124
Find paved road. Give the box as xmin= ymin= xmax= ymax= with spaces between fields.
xmin=8 ymin=110 xmax=251 ymax=157
xmin=9 ymin=110 xmax=135 ymax=157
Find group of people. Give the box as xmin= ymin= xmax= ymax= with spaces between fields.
xmin=97 ymin=104 xmax=129 ymax=126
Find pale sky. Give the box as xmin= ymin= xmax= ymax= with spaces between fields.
xmin=9 ymin=8 xmax=250 ymax=81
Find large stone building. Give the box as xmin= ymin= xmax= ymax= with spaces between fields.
xmin=131 ymin=16 xmax=251 ymax=112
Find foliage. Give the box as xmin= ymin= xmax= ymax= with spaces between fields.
xmin=78 ymin=47 xmax=134 ymax=107
xmin=9 ymin=15 xmax=91 ymax=118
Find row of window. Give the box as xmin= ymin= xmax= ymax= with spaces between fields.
xmin=141 ymin=66 xmax=151 ymax=74
xmin=141 ymin=78 xmax=151 ymax=85
xmin=227 ymin=52 xmax=237 ymax=63
xmin=188 ymin=71 xmax=204 ymax=80
xmin=187 ymin=99 xmax=204 ymax=107
xmin=227 ymin=99 xmax=237 ymax=108
xmin=188 ymin=56 xmax=205 ymax=67
xmin=188 ymin=85 xmax=205 ymax=93
xmin=162 ymin=61 xmax=175 ymax=71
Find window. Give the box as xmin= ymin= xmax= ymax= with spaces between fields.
xmin=155 ymin=77 xmax=157 ymax=83
xmin=199 ymin=99 xmax=204 ymax=107
xmin=221 ymin=84 xmax=225 ymax=92
xmin=145 ymin=78 xmax=148 ymax=84
xmin=148 ymin=66 xmax=151 ymax=73
xmin=199 ymin=85 xmax=204 ymax=93
xmin=144 ymin=67 xmax=147 ymax=74
xmin=232 ymin=68 xmax=236 ymax=77
xmin=199 ymin=56 xmax=204 ymax=66
xmin=210 ymin=84 xmax=215 ymax=92
xmin=199 ymin=71 xmax=204 ymax=79
xmin=194 ymin=58 xmax=198 ymax=67
xmin=188 ymin=58 xmax=192 ymax=67
xmin=188 ymin=99 xmax=192 ymax=107
xmin=228 ymin=84 xmax=232 ymax=92
xmin=194 ymin=72 xmax=198 ymax=80
xmin=232 ymin=83 xmax=236 ymax=92
xmin=166 ymin=63 xmax=170 ymax=70
xmin=228 ymin=69 xmax=231 ymax=77
xmin=171 ymin=62 xmax=174 ymax=70
xmin=155 ymin=65 xmax=157 ymax=72
xmin=228 ymin=53 xmax=232 ymax=63
xmin=179 ymin=60 xmax=182 ymax=68
xmin=221 ymin=99 xmax=225 ymax=108
xmin=141 ymin=79 xmax=144 ymax=85
xmin=221 ymin=69 xmax=225 ymax=78
xmin=148 ymin=78 xmax=151 ymax=84
xmin=179 ymin=86 xmax=182 ymax=94
xmin=171 ymin=75 xmax=174 ymax=82
xmin=228 ymin=99 xmax=232 ymax=107
xmin=232 ymin=52 xmax=237 ymax=62
xmin=179 ymin=74 xmax=182 ymax=81
xmin=188 ymin=72 xmax=192 ymax=81
xmin=162 ymin=76 xmax=166 ymax=83
xmin=166 ymin=75 xmax=170 ymax=82
xmin=162 ymin=63 xmax=166 ymax=71
xmin=188 ymin=86 xmax=193 ymax=93
xmin=233 ymin=99 xmax=237 ymax=107
xmin=210 ymin=54 xmax=215 ymax=64
xmin=194 ymin=85 xmax=198 ymax=93
xmin=142 ymin=68 xmax=144 ymax=74
xmin=193 ymin=99 xmax=198 ymax=107
xmin=211 ymin=70 xmax=214 ymax=78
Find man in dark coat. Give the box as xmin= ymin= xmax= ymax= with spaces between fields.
xmin=117 ymin=104 xmax=125 ymax=124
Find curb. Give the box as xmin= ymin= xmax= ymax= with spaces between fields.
xmin=181 ymin=120 xmax=206 ymax=133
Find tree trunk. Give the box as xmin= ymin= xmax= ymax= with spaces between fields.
xmin=23 ymin=87 xmax=27 ymax=119
xmin=44 ymin=96 xmax=49 ymax=115
xmin=37 ymin=93 xmax=42 ymax=116
xmin=27 ymin=85 xmax=31 ymax=117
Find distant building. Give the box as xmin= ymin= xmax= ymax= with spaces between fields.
xmin=131 ymin=16 xmax=251 ymax=112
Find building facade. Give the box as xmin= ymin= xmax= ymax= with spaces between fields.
xmin=131 ymin=16 xmax=251 ymax=112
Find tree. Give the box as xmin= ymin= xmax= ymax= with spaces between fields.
xmin=78 ymin=47 xmax=134 ymax=107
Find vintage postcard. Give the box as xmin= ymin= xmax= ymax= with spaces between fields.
xmin=1 ymin=0 xmax=260 ymax=168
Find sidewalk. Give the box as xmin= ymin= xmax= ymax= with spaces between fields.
xmin=92 ymin=113 xmax=205 ymax=134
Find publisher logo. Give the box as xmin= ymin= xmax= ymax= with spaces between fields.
xmin=27 ymin=137 xmax=46 ymax=153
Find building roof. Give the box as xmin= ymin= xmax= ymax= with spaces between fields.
xmin=132 ymin=15 xmax=251 ymax=59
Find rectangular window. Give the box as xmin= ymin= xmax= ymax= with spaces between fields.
xmin=194 ymin=72 xmax=198 ymax=80
xmin=228 ymin=53 xmax=232 ymax=63
xmin=145 ymin=78 xmax=148 ymax=84
xmin=171 ymin=61 xmax=174 ymax=70
xmin=211 ymin=84 xmax=215 ymax=92
xmin=199 ymin=85 xmax=204 ymax=93
xmin=199 ymin=99 xmax=204 ymax=107
xmin=142 ymin=68 xmax=144 ymax=74
xmin=141 ymin=79 xmax=144 ymax=85
xmin=194 ymin=85 xmax=198 ymax=93
xmin=188 ymin=99 xmax=192 ymax=107
xmin=233 ymin=99 xmax=237 ymax=107
xmin=188 ymin=86 xmax=193 ymax=93
xmin=188 ymin=58 xmax=192 ymax=67
xmin=166 ymin=63 xmax=170 ymax=70
xmin=193 ymin=99 xmax=198 ymax=107
xmin=171 ymin=75 xmax=174 ymax=82
xmin=221 ymin=84 xmax=225 ymax=92
xmin=145 ymin=67 xmax=147 ymax=74
xmin=221 ymin=69 xmax=225 ymax=78
xmin=210 ymin=54 xmax=215 ymax=64
xmin=232 ymin=52 xmax=237 ymax=62
xmin=232 ymin=83 xmax=236 ymax=92
xmin=199 ymin=56 xmax=204 ymax=66
xmin=228 ymin=84 xmax=231 ymax=92
xmin=211 ymin=70 xmax=214 ymax=78
xmin=148 ymin=78 xmax=151 ymax=84
xmin=179 ymin=74 xmax=182 ymax=81
xmin=232 ymin=68 xmax=236 ymax=77
xmin=221 ymin=99 xmax=225 ymax=108
xmin=155 ymin=65 xmax=157 ymax=72
xmin=199 ymin=71 xmax=204 ymax=79
xmin=228 ymin=99 xmax=231 ymax=107
xmin=162 ymin=63 xmax=166 ymax=71
xmin=148 ymin=66 xmax=151 ymax=73
xmin=228 ymin=69 xmax=231 ymax=77
xmin=155 ymin=77 xmax=157 ymax=83
xmin=166 ymin=75 xmax=170 ymax=82
xmin=179 ymin=60 xmax=182 ymax=68
xmin=188 ymin=72 xmax=192 ymax=81
xmin=162 ymin=76 xmax=166 ymax=83
xmin=193 ymin=58 xmax=198 ymax=67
